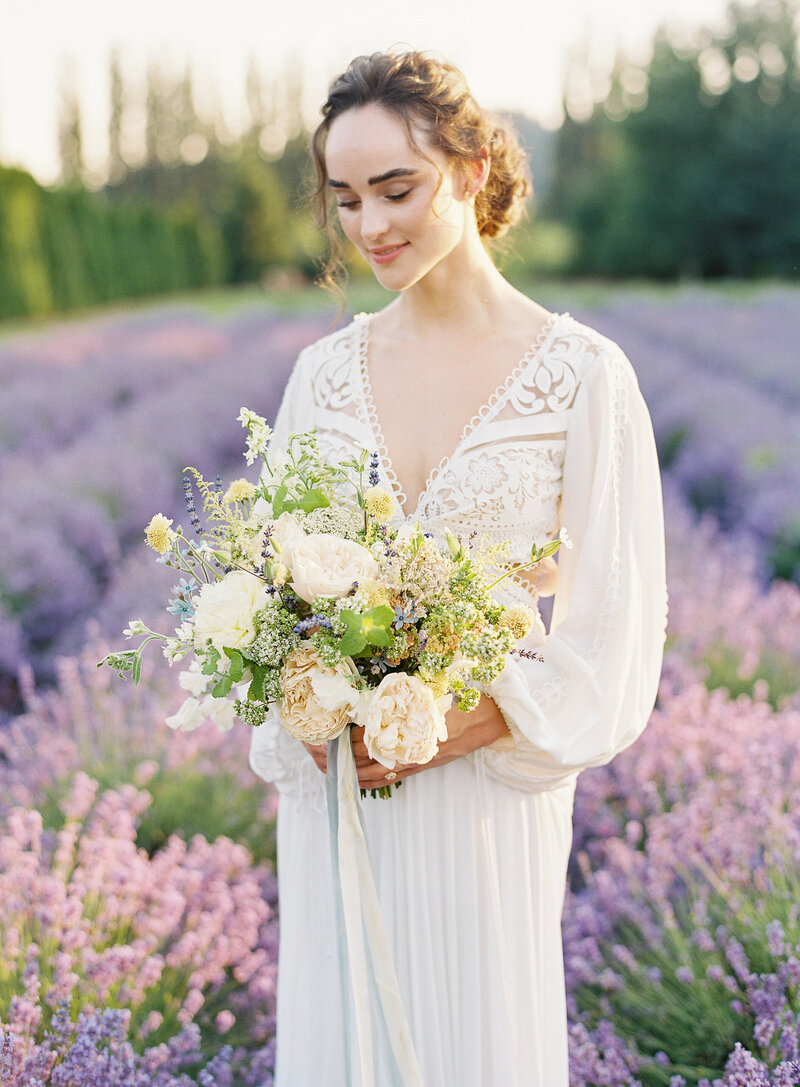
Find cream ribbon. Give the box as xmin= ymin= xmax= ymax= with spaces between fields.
xmin=327 ymin=729 xmax=423 ymax=1086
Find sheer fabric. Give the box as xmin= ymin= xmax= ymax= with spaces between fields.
xmin=249 ymin=311 xmax=667 ymax=1085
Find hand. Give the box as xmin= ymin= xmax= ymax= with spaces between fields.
xmin=302 ymin=696 xmax=510 ymax=789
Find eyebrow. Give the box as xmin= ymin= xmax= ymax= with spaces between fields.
xmin=328 ymin=167 xmax=418 ymax=189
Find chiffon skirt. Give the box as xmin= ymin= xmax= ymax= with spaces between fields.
xmin=272 ymin=753 xmax=577 ymax=1087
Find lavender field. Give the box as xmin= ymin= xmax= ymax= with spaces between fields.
xmin=1 ymin=285 xmax=799 ymax=1085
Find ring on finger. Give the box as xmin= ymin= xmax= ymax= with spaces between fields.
xmin=384 ymin=771 xmax=397 ymax=781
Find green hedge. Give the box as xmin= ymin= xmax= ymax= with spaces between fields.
xmin=0 ymin=166 xmax=226 ymax=320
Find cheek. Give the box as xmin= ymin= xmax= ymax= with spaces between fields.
xmin=336 ymin=211 xmax=359 ymax=245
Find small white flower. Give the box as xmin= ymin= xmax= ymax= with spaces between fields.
xmin=559 ymin=526 xmax=573 ymax=549
xmin=202 ymin=695 xmax=236 ymax=732
xmin=166 ymin=696 xmax=207 ymax=732
xmin=310 ymin=671 xmax=362 ymax=717
xmin=123 ymin=619 xmax=147 ymax=637
xmin=178 ymin=661 xmax=211 ymax=697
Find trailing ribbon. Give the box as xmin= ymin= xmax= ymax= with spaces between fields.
xmin=326 ymin=729 xmax=423 ymax=1087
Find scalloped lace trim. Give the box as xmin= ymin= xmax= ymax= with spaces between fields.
xmin=355 ymin=310 xmax=566 ymax=519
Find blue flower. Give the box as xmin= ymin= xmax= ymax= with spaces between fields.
xmin=166 ymin=577 xmax=198 ymax=619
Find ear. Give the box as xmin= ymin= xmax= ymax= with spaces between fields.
xmin=461 ymin=147 xmax=490 ymax=200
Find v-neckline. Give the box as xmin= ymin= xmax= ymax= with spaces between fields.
xmin=354 ymin=310 xmax=564 ymax=520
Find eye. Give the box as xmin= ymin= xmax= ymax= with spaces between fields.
xmin=386 ymin=190 xmax=411 ymax=202
xmin=336 ymin=199 xmax=360 ymax=209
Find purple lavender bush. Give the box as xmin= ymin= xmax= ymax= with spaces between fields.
xmin=0 ymin=773 xmax=278 ymax=1083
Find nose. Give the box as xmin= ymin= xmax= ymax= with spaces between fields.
xmin=360 ymin=199 xmax=390 ymax=244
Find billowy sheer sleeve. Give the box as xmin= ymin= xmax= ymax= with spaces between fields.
xmin=479 ymin=344 xmax=668 ymax=791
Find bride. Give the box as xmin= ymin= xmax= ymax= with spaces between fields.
xmin=250 ymin=49 xmax=667 ymax=1086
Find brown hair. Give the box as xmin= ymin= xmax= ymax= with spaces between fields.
xmin=310 ymin=49 xmax=532 ymax=297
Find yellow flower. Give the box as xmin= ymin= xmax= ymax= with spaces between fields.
xmin=145 ymin=513 xmax=177 ymax=554
xmin=223 ymin=478 xmax=256 ymax=504
xmin=365 ymin=486 xmax=394 ymax=523
xmin=360 ymin=578 xmax=391 ymax=609
xmin=418 ymin=670 xmax=451 ymax=699
xmin=499 ymin=603 xmax=536 ymax=640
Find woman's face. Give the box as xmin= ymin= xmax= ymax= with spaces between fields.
xmin=324 ymin=103 xmax=474 ymax=292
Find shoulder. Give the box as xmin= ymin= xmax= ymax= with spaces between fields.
xmin=555 ymin=312 xmax=640 ymax=391
xmin=294 ymin=315 xmax=365 ymax=371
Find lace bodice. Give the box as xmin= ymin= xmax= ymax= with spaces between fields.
xmin=303 ymin=312 xmax=588 ymax=557
xmin=249 ymin=311 xmax=667 ymax=797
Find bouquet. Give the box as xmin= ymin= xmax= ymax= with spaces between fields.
xmin=100 ymin=408 xmax=563 ymax=797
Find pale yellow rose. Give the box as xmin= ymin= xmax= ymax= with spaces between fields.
xmin=362 ymin=673 xmax=448 ymax=770
xmin=192 ymin=570 xmax=268 ymax=653
xmin=289 ymin=533 xmax=378 ymax=604
xmin=279 ymin=646 xmax=352 ymax=745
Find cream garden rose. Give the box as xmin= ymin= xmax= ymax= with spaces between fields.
xmin=289 ymin=533 xmax=378 ymax=604
xmin=279 ymin=645 xmax=354 ymax=744
xmin=362 ymin=672 xmax=449 ymax=770
xmin=192 ymin=569 xmax=268 ymax=654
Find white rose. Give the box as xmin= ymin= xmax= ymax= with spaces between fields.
xmin=166 ymin=696 xmax=207 ymax=732
xmin=289 ymin=533 xmax=378 ymax=604
xmin=192 ymin=570 xmax=268 ymax=654
xmin=279 ymin=646 xmax=353 ymax=745
xmin=362 ymin=673 xmax=448 ymax=770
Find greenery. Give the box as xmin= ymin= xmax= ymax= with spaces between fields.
xmin=0 ymin=165 xmax=225 ymax=320
xmin=552 ymin=0 xmax=800 ymax=278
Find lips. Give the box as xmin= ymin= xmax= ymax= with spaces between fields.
xmin=368 ymin=243 xmax=409 ymax=265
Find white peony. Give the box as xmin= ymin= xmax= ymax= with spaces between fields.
xmin=289 ymin=533 xmax=378 ymax=604
xmin=362 ymin=673 xmax=448 ymax=770
xmin=192 ymin=570 xmax=268 ymax=654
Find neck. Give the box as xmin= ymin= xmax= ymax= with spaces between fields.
xmin=390 ymin=231 xmax=517 ymax=338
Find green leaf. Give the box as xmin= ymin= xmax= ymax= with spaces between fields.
xmin=132 ymin=656 xmax=142 ymax=685
xmin=339 ymin=630 xmax=367 ymax=657
xmin=224 ymin=647 xmax=245 ymax=683
xmin=213 ymin=675 xmax=233 ymax=697
xmin=271 ymin=484 xmax=290 ymax=517
xmin=202 ymin=648 xmax=220 ymax=675
xmin=296 ymin=488 xmax=330 ymax=513
xmin=248 ymin=667 xmax=266 ymax=702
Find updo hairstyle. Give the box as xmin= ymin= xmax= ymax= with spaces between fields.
xmin=310 ymin=49 xmax=533 ymax=293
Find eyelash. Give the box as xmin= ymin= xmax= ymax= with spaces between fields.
xmin=336 ymin=190 xmax=411 ymax=209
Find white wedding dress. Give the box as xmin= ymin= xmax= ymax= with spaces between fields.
xmin=249 ymin=311 xmax=667 ymax=1086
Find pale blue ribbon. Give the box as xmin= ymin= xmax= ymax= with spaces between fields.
xmin=327 ymin=729 xmax=423 ymax=1087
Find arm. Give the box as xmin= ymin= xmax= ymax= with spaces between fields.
xmin=476 ymin=342 xmax=668 ymax=790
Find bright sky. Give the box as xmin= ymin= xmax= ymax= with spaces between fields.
xmin=0 ymin=0 xmax=731 ymax=186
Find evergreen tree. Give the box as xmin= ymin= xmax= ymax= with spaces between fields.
xmin=108 ymin=49 xmax=126 ymax=184
xmin=56 ymin=61 xmax=85 ymax=187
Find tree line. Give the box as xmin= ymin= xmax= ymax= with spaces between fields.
xmin=1 ymin=0 xmax=797 ymax=321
